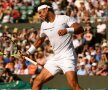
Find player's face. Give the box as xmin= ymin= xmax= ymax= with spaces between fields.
xmin=38 ymin=8 xmax=48 ymax=21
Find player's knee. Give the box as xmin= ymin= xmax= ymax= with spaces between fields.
xmin=33 ymin=77 xmax=42 ymax=87
xmin=68 ymin=77 xmax=77 ymax=87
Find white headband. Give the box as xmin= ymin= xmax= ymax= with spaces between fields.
xmin=38 ymin=5 xmax=51 ymax=11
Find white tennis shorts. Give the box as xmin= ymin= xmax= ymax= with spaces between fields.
xmin=44 ymin=57 xmax=77 ymax=75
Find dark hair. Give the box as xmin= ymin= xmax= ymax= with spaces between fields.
xmin=37 ymin=2 xmax=54 ymax=13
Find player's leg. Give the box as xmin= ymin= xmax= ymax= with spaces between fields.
xmin=32 ymin=59 xmax=59 ymax=90
xmin=32 ymin=68 xmax=54 ymax=90
xmin=65 ymin=71 xmax=82 ymax=90
xmin=59 ymin=58 xmax=82 ymax=90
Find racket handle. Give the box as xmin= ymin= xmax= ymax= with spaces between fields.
xmin=24 ymin=56 xmax=37 ymax=65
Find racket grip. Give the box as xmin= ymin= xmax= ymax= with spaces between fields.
xmin=24 ymin=56 xmax=37 ymax=65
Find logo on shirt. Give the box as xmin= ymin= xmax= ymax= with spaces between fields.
xmin=43 ymin=27 xmax=54 ymax=31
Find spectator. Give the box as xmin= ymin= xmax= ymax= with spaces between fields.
xmin=17 ymin=63 xmax=28 ymax=74
xmin=3 ymin=0 xmax=12 ymax=10
xmin=89 ymin=62 xmax=98 ymax=75
xmin=11 ymin=8 xmax=21 ymax=23
xmin=77 ymin=62 xmax=88 ymax=75
xmin=96 ymin=62 xmax=108 ymax=76
xmin=14 ymin=58 xmax=21 ymax=74
xmin=27 ymin=63 xmax=37 ymax=75
xmin=83 ymin=25 xmax=93 ymax=46
xmin=70 ymin=6 xmax=80 ymax=23
xmin=5 ymin=55 xmax=15 ymax=72
xmin=3 ymin=68 xmax=15 ymax=83
xmin=96 ymin=19 xmax=107 ymax=43
xmin=2 ymin=7 xmax=12 ymax=23
xmin=98 ymin=53 xmax=108 ymax=66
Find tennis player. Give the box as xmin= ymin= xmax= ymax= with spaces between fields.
xmin=27 ymin=3 xmax=83 ymax=90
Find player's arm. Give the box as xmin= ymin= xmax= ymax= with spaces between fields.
xmin=58 ymin=23 xmax=84 ymax=36
xmin=70 ymin=23 xmax=84 ymax=35
xmin=27 ymin=36 xmax=45 ymax=54
xmin=26 ymin=25 xmax=46 ymax=54
xmin=58 ymin=15 xmax=84 ymax=36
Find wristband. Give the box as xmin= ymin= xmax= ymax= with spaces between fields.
xmin=27 ymin=45 xmax=36 ymax=54
xmin=66 ymin=28 xmax=74 ymax=33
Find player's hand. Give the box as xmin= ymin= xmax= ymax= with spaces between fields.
xmin=58 ymin=29 xmax=67 ymax=36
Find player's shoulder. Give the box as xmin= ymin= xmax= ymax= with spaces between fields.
xmin=41 ymin=21 xmax=47 ymax=25
xmin=41 ymin=21 xmax=48 ymax=28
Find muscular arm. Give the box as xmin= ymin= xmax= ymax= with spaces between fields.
xmin=34 ymin=37 xmax=45 ymax=48
xmin=27 ymin=36 xmax=45 ymax=54
xmin=58 ymin=23 xmax=84 ymax=36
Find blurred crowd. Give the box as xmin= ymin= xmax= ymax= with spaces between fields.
xmin=0 ymin=0 xmax=108 ymax=83
xmin=0 ymin=0 xmax=43 ymax=23
xmin=0 ymin=0 xmax=108 ymax=24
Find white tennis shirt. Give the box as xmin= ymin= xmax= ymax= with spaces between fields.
xmin=40 ymin=15 xmax=77 ymax=60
